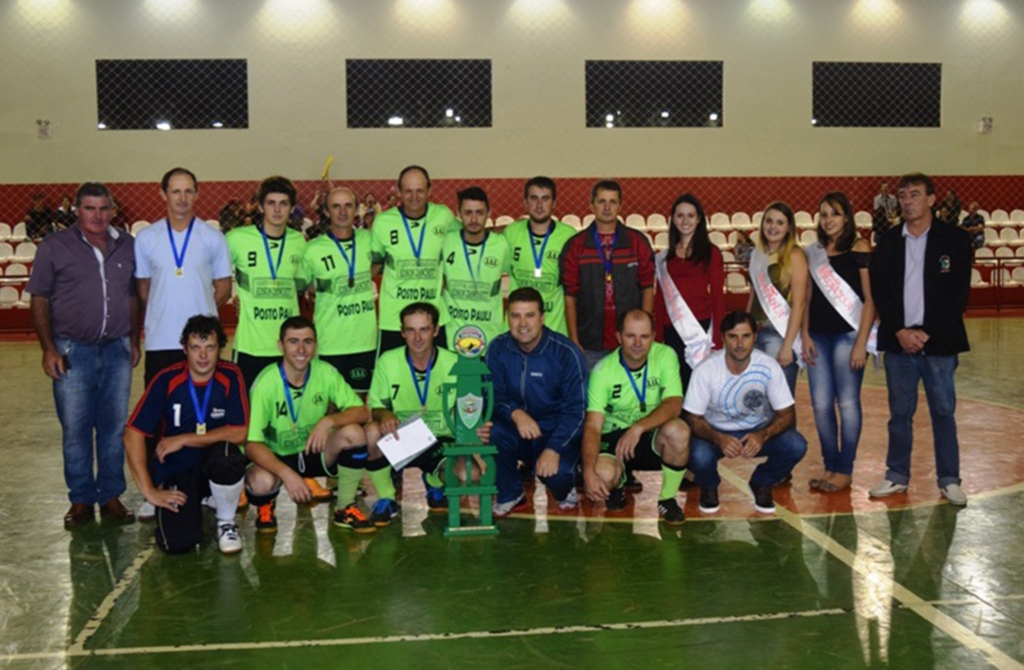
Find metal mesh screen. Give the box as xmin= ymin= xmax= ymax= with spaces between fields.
xmin=812 ymin=62 xmax=942 ymax=128
xmin=585 ymin=61 xmax=724 ymax=128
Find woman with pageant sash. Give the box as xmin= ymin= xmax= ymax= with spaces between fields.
xmin=747 ymin=201 xmax=807 ymax=395
xmin=654 ymin=194 xmax=725 ymax=393
xmin=800 ymin=192 xmax=875 ymax=493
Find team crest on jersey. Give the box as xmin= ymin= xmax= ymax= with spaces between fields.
xmin=433 ymin=225 xmax=447 ymax=235
xmin=351 ymin=367 xmax=368 ymax=381
xmin=211 ymin=408 xmax=226 ymax=419
xmin=312 ymin=392 xmax=326 ymax=405
xmin=484 ymin=257 xmax=499 ymax=268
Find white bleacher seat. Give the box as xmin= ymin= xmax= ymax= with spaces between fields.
xmin=646 ymin=213 xmax=668 ymax=232
xmin=1013 ymin=267 xmax=1024 ymax=284
xmin=0 ymin=223 xmax=10 ymax=242
xmin=799 ymin=230 xmax=818 ymax=247
xmin=752 ymin=211 xmax=764 ymax=228
xmin=1017 ymin=247 xmax=1024 ymax=258
xmin=709 ymin=231 xmax=729 ymax=249
xmin=970 ymin=268 xmax=988 ymax=288
xmin=975 ymin=247 xmax=994 ymax=258
xmin=978 ymin=209 xmax=991 ymax=222
xmin=626 ymin=213 xmax=646 ymax=230
xmin=731 ymin=212 xmax=752 ymax=230
xmin=583 ymin=214 xmax=595 ymax=227
xmin=0 ymin=242 xmax=13 ymax=263
xmin=205 ymin=219 xmax=221 ymax=231
xmin=131 ymin=220 xmax=150 ymax=236
xmin=484 ymin=217 xmax=495 ymax=228
xmin=999 ymin=227 xmax=1020 ymax=247
xmin=750 ymin=231 xmax=761 ymax=246
xmin=16 ymin=289 xmax=30 ymax=309
xmin=0 ymin=286 xmax=19 ymax=308
xmin=12 ymin=242 xmax=36 ymax=263
xmin=722 ymin=250 xmax=736 ymax=262
xmin=984 ymin=228 xmax=1004 ymax=247
xmin=560 ymin=214 xmax=581 ymax=229
xmin=997 ymin=268 xmax=1017 ymax=287
xmin=727 ymin=231 xmax=740 ymax=248
xmin=795 ymin=211 xmax=814 ymax=229
xmin=991 ymin=209 xmax=1010 ymax=223
xmin=995 ymin=247 xmax=1014 ymax=258
xmin=725 ymin=272 xmax=750 ymax=294
xmin=495 ymin=215 xmax=515 ymax=228
xmin=11 ymin=222 xmax=27 ymax=242
xmin=709 ymin=213 xmax=730 ymax=230
xmin=854 ymin=211 xmax=872 ymax=229
xmin=653 ymin=232 xmax=669 ymax=251
xmin=1011 ymin=209 xmax=1024 ymax=224
xmin=5 ymin=263 xmax=29 ymax=277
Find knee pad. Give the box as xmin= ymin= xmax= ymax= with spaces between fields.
xmin=336 ymin=446 xmax=369 ymax=469
xmin=205 ymin=443 xmax=248 ymax=485
xmin=365 ymin=456 xmax=390 ymax=472
xmin=245 ymin=489 xmax=279 ymax=508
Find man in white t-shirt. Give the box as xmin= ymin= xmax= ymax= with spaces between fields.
xmin=683 ymin=311 xmax=807 ymax=515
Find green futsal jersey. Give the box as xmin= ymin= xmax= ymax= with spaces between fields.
xmin=441 ymin=230 xmax=511 ymax=349
xmin=371 ymin=204 xmax=457 ymax=332
xmin=503 ymin=218 xmax=576 ymax=335
xmin=227 ymin=225 xmax=307 ymax=357
xmin=302 ymin=229 xmax=377 ymax=356
xmin=368 ymin=347 xmax=458 ymax=438
xmin=247 ymin=358 xmax=363 ymax=457
xmin=587 ymin=343 xmax=683 ymax=434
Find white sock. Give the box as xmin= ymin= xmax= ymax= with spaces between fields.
xmin=209 ymin=478 xmax=244 ymax=525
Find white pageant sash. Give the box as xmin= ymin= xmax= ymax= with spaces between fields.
xmin=655 ymin=251 xmax=714 ymax=368
xmin=804 ymin=242 xmax=878 ymax=354
xmin=749 ymin=247 xmax=803 ymax=367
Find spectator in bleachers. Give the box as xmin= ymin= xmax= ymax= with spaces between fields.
xmin=938 ymin=190 xmax=961 ymax=227
xmin=359 ymin=193 xmax=381 ymax=228
xmin=960 ymin=201 xmax=985 ymax=250
xmin=219 ymin=199 xmax=245 ymax=233
xmin=734 ymin=230 xmax=754 ymax=263
xmin=653 ymin=193 xmax=724 ymax=393
xmin=801 ymin=192 xmax=874 ymax=494
xmin=873 ymin=182 xmax=897 ymax=221
xmin=747 ymin=201 xmax=807 ymax=396
xmin=53 ymin=196 xmax=75 ymax=230
xmin=26 ymin=193 xmax=54 ymax=241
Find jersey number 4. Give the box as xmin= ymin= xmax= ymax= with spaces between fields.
xmin=275 ymin=401 xmax=289 ymax=417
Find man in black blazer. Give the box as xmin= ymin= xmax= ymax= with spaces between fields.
xmin=867 ymin=172 xmax=972 ymax=506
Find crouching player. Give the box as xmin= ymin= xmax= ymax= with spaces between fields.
xmin=125 ymin=316 xmax=249 ymax=554
xmin=244 ymin=317 xmax=374 ymax=533
xmin=581 ymin=309 xmax=691 ymax=524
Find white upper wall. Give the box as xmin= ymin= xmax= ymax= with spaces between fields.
xmin=0 ymin=0 xmax=1020 ymax=183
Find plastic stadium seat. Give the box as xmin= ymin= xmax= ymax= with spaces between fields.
xmin=495 ymin=215 xmax=515 ymax=228
xmin=0 ymin=286 xmax=18 ymax=308
xmin=854 ymin=211 xmax=872 ymax=229
xmin=1013 ymin=267 xmax=1024 ymax=284
xmin=0 ymin=223 xmax=10 ymax=242
xmin=752 ymin=211 xmax=764 ymax=227
xmin=750 ymin=231 xmax=761 ymax=246
xmin=975 ymin=247 xmax=994 ymax=259
xmin=1011 ymin=210 xmax=1024 ymax=224
xmin=646 ymin=213 xmax=668 ymax=232
xmin=11 ymin=222 xmax=27 ymax=242
xmin=12 ymin=242 xmax=36 ymax=263
xmin=799 ymin=230 xmax=818 ymax=247
xmin=978 ymin=209 xmax=991 ymax=222
xmin=999 ymin=227 xmax=1020 ymax=246
xmin=583 ymin=214 xmax=595 ymax=227
xmin=653 ymin=232 xmax=669 ymax=251
xmin=984 ymin=228 xmax=1004 ymax=247
xmin=722 ymin=250 xmax=736 ymax=262
xmin=795 ymin=211 xmax=814 ymax=229
xmin=970 ymin=268 xmax=988 ymax=288
xmin=731 ymin=212 xmax=752 ymax=229
xmin=709 ymin=213 xmax=730 ymax=230
xmin=725 ymin=272 xmax=750 ymax=294
xmin=709 ymin=231 xmax=729 ymax=249
xmin=626 ymin=213 xmax=646 ymax=230
xmin=0 ymin=243 xmax=12 ymax=263
xmin=1017 ymin=247 xmax=1024 ymax=258
xmin=995 ymin=247 xmax=1014 ymax=258
xmin=131 ymin=221 xmax=150 ymax=236
xmin=997 ymin=268 xmax=1017 ymax=287
xmin=205 ymin=219 xmax=221 ymax=231
xmin=5 ymin=263 xmax=28 ymax=277
xmin=560 ymin=214 xmax=581 ymax=229
xmin=727 ymin=231 xmax=740 ymax=248
xmin=991 ymin=209 xmax=1010 ymax=223
xmin=16 ymin=289 xmax=30 ymax=309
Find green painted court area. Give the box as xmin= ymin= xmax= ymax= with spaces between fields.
xmin=2 ymin=318 xmax=1023 ymax=669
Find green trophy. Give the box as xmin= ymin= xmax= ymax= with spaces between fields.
xmin=441 ymin=326 xmax=498 ymax=537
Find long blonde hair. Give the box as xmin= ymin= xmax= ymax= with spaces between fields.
xmin=758 ymin=201 xmax=798 ymax=291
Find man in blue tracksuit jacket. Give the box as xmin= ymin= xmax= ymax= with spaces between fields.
xmin=485 ymin=287 xmax=587 ymax=515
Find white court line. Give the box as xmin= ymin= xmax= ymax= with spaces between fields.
xmin=2 ymin=606 xmax=851 ymax=661
xmin=718 ymin=467 xmax=1024 ymax=670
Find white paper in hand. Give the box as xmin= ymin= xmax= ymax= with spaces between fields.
xmin=376 ymin=415 xmax=439 ymax=470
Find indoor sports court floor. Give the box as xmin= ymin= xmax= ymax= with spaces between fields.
xmin=1 ymin=316 xmax=1022 ymax=669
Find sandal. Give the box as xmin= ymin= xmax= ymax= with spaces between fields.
xmin=818 ymin=475 xmax=851 ymax=493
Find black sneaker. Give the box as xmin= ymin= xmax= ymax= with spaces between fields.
xmin=606 ymin=487 xmax=627 ymax=510
xmin=751 ymin=484 xmax=776 ymax=514
xmin=333 ymin=503 xmax=377 ymax=534
xmin=624 ymin=471 xmax=643 ymax=492
xmin=698 ymin=486 xmax=720 ymax=514
xmin=370 ymin=498 xmax=400 ymax=527
xmin=658 ymin=497 xmax=686 ymax=525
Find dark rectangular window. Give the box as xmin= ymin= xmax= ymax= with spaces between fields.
xmin=585 ymin=60 xmax=724 ymax=128
xmin=812 ymin=62 xmax=941 ymax=128
xmin=346 ymin=59 xmax=491 ymax=129
xmin=96 ymin=59 xmax=248 ymax=130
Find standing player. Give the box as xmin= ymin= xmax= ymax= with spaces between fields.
xmin=124 ymin=316 xmax=249 ymax=554
xmin=371 ymin=165 xmax=457 ymax=354
xmin=581 ymin=309 xmax=691 ymax=524
xmin=244 ymin=317 xmax=374 ymax=534
xmin=503 ymin=177 xmax=576 ymax=336
xmin=441 ymin=187 xmax=511 ymax=349
xmin=302 ymin=186 xmax=378 ymax=392
xmin=363 ymin=303 xmax=459 ymax=526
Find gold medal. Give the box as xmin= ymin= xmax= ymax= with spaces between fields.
xmin=605 ymin=272 xmax=612 ymax=283
xmin=292 ymin=422 xmax=299 ymax=435
xmin=534 ymin=268 xmax=542 ymax=278
xmin=196 ymin=423 xmax=206 ymax=435
xmin=175 ymin=267 xmax=184 ymax=277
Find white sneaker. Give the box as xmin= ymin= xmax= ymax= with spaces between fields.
xmin=940 ymin=483 xmax=968 ymax=506
xmin=493 ymin=493 xmax=526 ymax=517
xmin=138 ymin=501 xmax=156 ymax=520
xmin=558 ymin=488 xmax=580 ymax=510
xmin=217 ymin=522 xmax=242 ymax=554
xmin=868 ymin=480 xmax=908 ymax=498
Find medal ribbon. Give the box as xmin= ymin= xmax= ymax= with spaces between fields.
xmin=167 ymin=217 xmax=195 ymax=274
xmin=278 ymin=361 xmax=311 ymax=427
xmin=187 ymin=372 xmax=213 ymax=428
xmin=328 ymin=230 xmax=357 ymax=286
xmin=593 ymin=227 xmax=618 ymax=281
xmin=260 ymin=226 xmax=287 ymax=281
xmin=530 ymin=225 xmax=552 ymax=275
xmin=400 ymin=208 xmax=428 ymax=265
xmin=619 ymin=351 xmax=648 ymax=412
xmin=462 ymin=231 xmax=488 ymax=281
xmin=406 ymin=349 xmax=434 ymax=411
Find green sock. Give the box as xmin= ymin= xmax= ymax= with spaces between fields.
xmin=368 ymin=464 xmax=397 ymax=500
xmin=424 ymin=471 xmax=444 ymax=489
xmin=336 ymin=466 xmax=364 ymax=507
xmin=659 ymin=465 xmax=686 ymax=500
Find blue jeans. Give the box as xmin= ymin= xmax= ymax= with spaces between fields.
xmin=689 ymin=425 xmax=807 ymax=488
xmin=755 ymin=325 xmax=798 ymax=396
xmin=883 ymin=352 xmax=960 ymax=487
xmin=491 ymin=419 xmax=578 ymax=503
xmin=52 ymin=336 xmax=132 ymax=505
xmin=806 ymin=331 xmax=864 ymax=475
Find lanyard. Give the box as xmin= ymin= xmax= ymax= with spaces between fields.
xmin=530 ymin=225 xmax=552 ymax=277
xmin=406 ymin=348 xmax=435 ymax=412
xmin=278 ymin=361 xmax=310 ymax=430
xmin=187 ymin=372 xmax=214 ymax=433
xmin=619 ymin=351 xmax=649 ymax=413
xmin=167 ymin=217 xmax=195 ymax=277
xmin=329 ymin=230 xmax=357 ymax=288
xmin=400 ymin=208 xmax=428 ymax=266
xmin=260 ymin=226 xmax=287 ymax=281
xmin=462 ymin=231 xmax=488 ymax=281
xmin=593 ymin=227 xmax=618 ymax=282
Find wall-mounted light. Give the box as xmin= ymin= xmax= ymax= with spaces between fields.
xmin=388 ymin=116 xmax=404 ymax=127
xmin=156 ymin=120 xmax=172 ymax=131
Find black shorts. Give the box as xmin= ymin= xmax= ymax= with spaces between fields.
xmin=234 ymin=351 xmax=280 ymax=391
xmin=279 ymin=451 xmax=338 ymax=478
xmin=599 ymin=428 xmax=663 ymax=471
xmin=377 ymin=326 xmax=448 ymax=357
xmin=320 ymin=351 xmax=375 ymax=394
